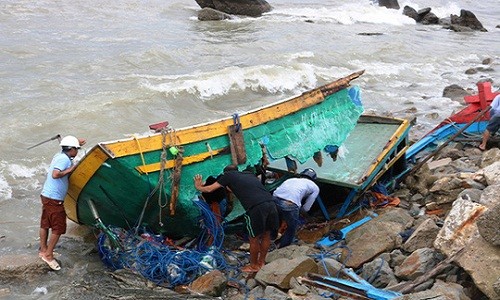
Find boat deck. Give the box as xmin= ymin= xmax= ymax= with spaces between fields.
xmin=268 ymin=115 xmax=411 ymax=218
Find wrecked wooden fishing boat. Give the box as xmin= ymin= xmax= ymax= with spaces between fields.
xmin=64 ymin=71 xmax=365 ymax=237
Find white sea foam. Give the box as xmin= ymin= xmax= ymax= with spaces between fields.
xmin=0 ymin=174 xmax=12 ymax=200
xmin=139 ymin=62 xmax=329 ymax=100
xmin=266 ymin=2 xmax=414 ymax=25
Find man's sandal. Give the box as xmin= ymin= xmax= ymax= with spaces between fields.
xmin=40 ymin=256 xmax=61 ymax=271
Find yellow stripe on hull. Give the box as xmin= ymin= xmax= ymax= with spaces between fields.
xmin=135 ymin=147 xmax=230 ymax=174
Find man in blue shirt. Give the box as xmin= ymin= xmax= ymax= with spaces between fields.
xmin=479 ymin=94 xmax=500 ymax=151
xmin=273 ymin=168 xmax=320 ymax=248
xmin=39 ymin=135 xmax=85 ymax=271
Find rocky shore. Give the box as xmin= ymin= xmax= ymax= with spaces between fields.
xmin=1 ymin=139 xmax=498 ymax=299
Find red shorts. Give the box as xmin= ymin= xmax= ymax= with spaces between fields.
xmin=40 ymin=195 xmax=67 ymax=235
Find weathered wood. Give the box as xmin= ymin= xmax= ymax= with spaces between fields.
xmin=320 ymin=70 xmax=365 ymax=97
xmin=228 ymin=124 xmax=247 ymax=164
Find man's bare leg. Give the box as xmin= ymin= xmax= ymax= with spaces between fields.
xmin=44 ymin=233 xmax=61 ymax=260
xmin=39 ymin=228 xmax=48 ymax=255
xmin=479 ymin=129 xmax=490 ymax=151
xmin=241 ymin=235 xmax=261 ymax=272
xmin=257 ymin=231 xmax=271 ymax=268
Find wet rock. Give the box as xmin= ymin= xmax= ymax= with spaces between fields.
xmin=56 ymin=269 xmax=195 ymax=299
xmin=0 ymin=254 xmax=48 ymax=280
xmin=477 ymin=204 xmax=500 ymax=246
xmin=198 ymin=7 xmax=232 ymax=21
xmin=402 ymin=218 xmax=439 ymax=253
xmin=190 ymin=269 xmax=226 ymax=297
xmin=195 ymin=0 xmax=272 ymax=17
xmin=394 ymin=248 xmax=443 ymax=280
xmin=377 ymin=0 xmax=400 ymax=10
xmin=402 ymin=6 xmax=418 ymax=22
xmin=449 ymin=9 xmax=487 ymax=32
xmin=255 ymin=256 xmax=317 ymax=289
xmin=420 ymin=12 xmax=439 ymax=25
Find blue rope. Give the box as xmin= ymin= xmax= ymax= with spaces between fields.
xmin=96 ymin=199 xmax=232 ymax=287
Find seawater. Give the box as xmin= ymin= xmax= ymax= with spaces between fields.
xmin=0 ymin=0 xmax=499 ymax=297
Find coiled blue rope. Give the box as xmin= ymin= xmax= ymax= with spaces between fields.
xmin=97 ymin=199 xmax=230 ymax=287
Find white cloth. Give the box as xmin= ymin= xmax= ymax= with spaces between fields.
xmin=273 ymin=178 xmax=320 ymax=212
xmin=490 ymin=94 xmax=500 ymax=117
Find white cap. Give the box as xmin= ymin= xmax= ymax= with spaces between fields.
xmin=59 ymin=136 xmax=80 ymax=148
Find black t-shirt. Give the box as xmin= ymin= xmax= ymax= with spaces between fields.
xmin=217 ymin=170 xmax=273 ymax=211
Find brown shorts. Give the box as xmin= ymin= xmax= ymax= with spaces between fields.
xmin=40 ymin=195 xmax=67 ymax=235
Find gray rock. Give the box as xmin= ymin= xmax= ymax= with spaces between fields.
xmin=420 ymin=12 xmax=439 ymax=25
xmin=442 ymin=84 xmax=469 ymax=103
xmin=395 ymin=248 xmax=443 ymax=280
xmin=195 ymin=0 xmax=272 ymax=17
xmin=477 ymin=204 xmax=500 ymax=246
xmin=198 ymin=7 xmax=232 ymax=21
xmin=389 ymin=249 xmax=407 ymax=268
xmin=480 ymin=161 xmax=500 ymax=186
xmin=263 ymin=285 xmax=290 ymax=300
xmin=450 ymin=9 xmax=487 ymax=32
xmin=316 ymin=258 xmax=343 ymax=277
xmin=402 ymin=218 xmax=439 ymax=252
xmin=265 ymin=245 xmax=312 ymax=263
xmin=478 ymin=184 xmax=500 ymax=208
xmin=255 ymin=256 xmax=317 ymax=289
xmin=377 ymin=0 xmax=400 ymax=9
xmin=458 ymin=188 xmax=483 ymax=202
xmin=361 ymin=257 xmax=397 ymax=288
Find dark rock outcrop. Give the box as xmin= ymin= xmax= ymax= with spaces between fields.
xmin=442 ymin=84 xmax=469 ymax=103
xmin=198 ymin=7 xmax=232 ymax=21
xmin=195 ymin=0 xmax=272 ymax=17
xmin=378 ymin=0 xmax=400 ymax=10
xmin=449 ymin=9 xmax=487 ymax=32
xmin=402 ymin=6 xmax=418 ymax=22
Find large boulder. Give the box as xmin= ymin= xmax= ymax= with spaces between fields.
xmin=449 ymin=9 xmax=487 ymax=32
xmin=377 ymin=0 xmax=400 ymax=10
xmin=195 ymin=0 xmax=272 ymax=17
xmin=255 ymin=256 xmax=317 ymax=289
xmin=434 ymin=198 xmax=500 ymax=299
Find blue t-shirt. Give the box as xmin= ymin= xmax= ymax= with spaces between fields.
xmin=41 ymin=152 xmax=73 ymax=201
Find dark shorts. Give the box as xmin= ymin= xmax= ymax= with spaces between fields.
xmin=487 ymin=114 xmax=500 ymax=134
xmin=244 ymin=201 xmax=279 ymax=238
xmin=40 ymin=195 xmax=67 ymax=235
